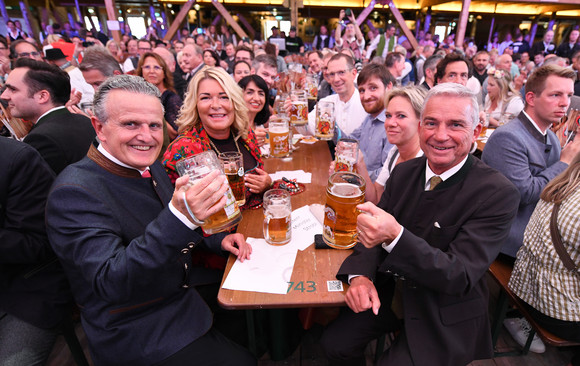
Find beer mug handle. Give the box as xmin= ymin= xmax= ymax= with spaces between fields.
xmin=263 ymin=215 xmax=271 ymax=240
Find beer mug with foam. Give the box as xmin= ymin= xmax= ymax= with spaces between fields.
xmin=176 ymin=150 xmax=242 ymax=234
xmin=289 ymin=90 xmax=308 ymax=126
xmin=323 ymin=172 xmax=365 ymax=249
xmin=269 ymin=117 xmax=291 ymax=158
xmin=219 ymin=152 xmax=245 ymax=206
xmin=263 ymin=189 xmax=292 ymax=245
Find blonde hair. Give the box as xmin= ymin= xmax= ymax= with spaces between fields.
xmin=489 ymin=71 xmax=520 ymax=105
xmin=176 ymin=66 xmax=249 ymax=140
xmin=541 ymin=150 xmax=580 ymax=204
xmin=385 ymin=86 xmax=427 ymax=119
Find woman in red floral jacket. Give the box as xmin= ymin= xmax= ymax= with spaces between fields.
xmin=163 ymin=66 xmax=272 ymax=210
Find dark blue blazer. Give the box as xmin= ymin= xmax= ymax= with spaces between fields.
xmin=46 ymin=146 xmax=227 ymax=366
xmin=0 ymin=137 xmax=71 ymax=329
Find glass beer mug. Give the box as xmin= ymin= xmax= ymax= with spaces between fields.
xmin=335 ymin=138 xmax=359 ymax=172
xmin=269 ymin=117 xmax=291 ymax=158
xmin=289 ymin=90 xmax=308 ymax=126
xmin=176 ymin=150 xmax=242 ymax=234
xmin=305 ymin=73 xmax=319 ymax=101
xmin=315 ymin=101 xmax=335 ymax=141
xmin=219 ymin=152 xmax=245 ymax=206
xmin=323 ymin=172 xmax=366 ymax=249
xmin=263 ymin=189 xmax=292 ymax=245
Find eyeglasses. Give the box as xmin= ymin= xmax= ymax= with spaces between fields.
xmin=143 ymin=65 xmax=163 ymax=71
xmin=138 ymin=47 xmax=152 ymax=51
xmin=327 ymin=69 xmax=350 ymax=79
xmin=17 ymin=52 xmax=40 ymax=58
xmin=0 ymin=47 xmax=7 ymax=50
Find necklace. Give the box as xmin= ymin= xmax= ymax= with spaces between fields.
xmin=207 ymin=133 xmax=241 ymax=155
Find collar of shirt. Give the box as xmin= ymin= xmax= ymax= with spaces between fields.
xmin=36 ymin=106 xmax=67 ymax=124
xmin=97 ymin=144 xmax=148 ymax=175
xmin=522 ymin=110 xmax=548 ymax=136
xmin=369 ymin=108 xmax=386 ymax=124
xmin=424 ymin=154 xmax=469 ymax=190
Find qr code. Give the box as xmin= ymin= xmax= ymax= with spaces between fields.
xmin=327 ymin=280 xmax=344 ymax=292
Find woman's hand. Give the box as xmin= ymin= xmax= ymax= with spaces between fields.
xmin=221 ymin=233 xmax=252 ymax=262
xmin=245 ymin=168 xmax=272 ymax=194
xmin=254 ymin=127 xmax=268 ymax=147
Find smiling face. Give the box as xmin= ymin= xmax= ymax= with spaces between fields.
xmin=526 ymin=75 xmax=573 ymax=130
xmin=419 ymin=95 xmax=480 ymax=175
xmin=308 ymin=52 xmax=323 ymax=73
xmin=141 ymin=56 xmax=165 ymax=88
xmin=93 ymin=90 xmax=164 ymax=171
xmin=197 ymin=78 xmax=235 ymax=138
xmin=327 ymin=57 xmax=356 ymax=99
xmin=358 ymin=76 xmax=387 ymax=117
xmin=385 ymin=95 xmax=420 ymax=147
xmin=243 ymin=80 xmax=266 ymax=115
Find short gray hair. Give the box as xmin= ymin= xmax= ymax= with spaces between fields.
xmin=79 ymin=46 xmax=122 ymax=77
xmin=93 ymin=75 xmax=161 ymax=122
xmin=421 ymin=83 xmax=479 ymax=130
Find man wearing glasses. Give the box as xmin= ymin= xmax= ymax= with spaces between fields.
xmin=303 ymin=53 xmax=366 ymax=137
xmin=9 ymin=40 xmax=43 ymax=61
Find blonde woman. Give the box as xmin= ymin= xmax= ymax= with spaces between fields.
xmin=484 ymin=67 xmax=524 ymax=127
xmin=357 ymin=86 xmax=426 ymax=204
xmin=163 ymin=66 xmax=272 ymax=208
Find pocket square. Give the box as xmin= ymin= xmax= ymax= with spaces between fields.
xmin=434 ymin=222 xmax=441 ymax=228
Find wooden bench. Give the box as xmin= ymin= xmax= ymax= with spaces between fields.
xmin=488 ymin=259 xmax=580 ymax=356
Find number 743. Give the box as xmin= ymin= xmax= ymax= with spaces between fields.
xmin=287 ymin=281 xmax=316 ymax=293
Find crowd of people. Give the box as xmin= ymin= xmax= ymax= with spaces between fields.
xmin=1 ymin=10 xmax=580 ymax=366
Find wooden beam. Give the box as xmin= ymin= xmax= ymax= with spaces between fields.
xmin=487 ymin=16 xmax=495 ymax=45
xmin=455 ymin=0 xmax=471 ymax=48
xmin=290 ymin=0 xmax=298 ymax=29
xmin=211 ymin=14 xmax=221 ymax=26
xmin=19 ymin=0 xmax=39 ymax=41
xmin=211 ymin=0 xmax=248 ymax=40
xmin=103 ymin=0 xmax=121 ymax=44
xmin=236 ymin=13 xmax=255 ymax=38
xmin=387 ymin=0 xmax=418 ymax=50
xmin=163 ymin=0 xmax=194 ymax=41
xmin=529 ymin=17 xmax=538 ymax=47
xmin=424 ymin=7 xmax=431 ymax=33
xmin=0 ymin=0 xmax=8 ymax=25
xmin=74 ymin=0 xmax=82 ymax=23
xmin=355 ymin=0 xmax=376 ymax=25
xmin=548 ymin=12 xmax=556 ymax=30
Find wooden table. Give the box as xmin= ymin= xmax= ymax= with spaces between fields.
xmin=218 ymin=140 xmax=351 ymax=310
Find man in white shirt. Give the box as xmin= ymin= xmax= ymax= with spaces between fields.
xmin=300 ymin=54 xmax=366 ymax=137
xmin=321 ymin=83 xmax=520 ymax=366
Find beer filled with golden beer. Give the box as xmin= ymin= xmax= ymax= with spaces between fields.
xmin=263 ymin=189 xmax=292 ymax=245
xmin=290 ymin=90 xmax=308 ymax=126
xmin=220 ymin=152 xmax=245 ymax=206
xmin=176 ymin=151 xmax=242 ymax=234
xmin=323 ymin=172 xmax=365 ymax=249
xmin=269 ymin=119 xmax=290 ymax=158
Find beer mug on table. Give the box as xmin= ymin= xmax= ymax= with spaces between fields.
xmin=176 ymin=150 xmax=242 ymax=234
xmin=289 ymin=90 xmax=308 ymax=126
xmin=269 ymin=117 xmax=291 ymax=158
xmin=315 ymin=101 xmax=335 ymax=140
xmin=335 ymin=138 xmax=359 ymax=172
xmin=305 ymin=73 xmax=319 ymax=101
xmin=323 ymin=172 xmax=366 ymax=249
xmin=263 ymin=189 xmax=292 ymax=245
xmin=219 ymin=151 xmax=245 ymax=206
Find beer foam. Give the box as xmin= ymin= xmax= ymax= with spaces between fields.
xmin=266 ymin=204 xmax=291 ymax=218
xmin=330 ymin=183 xmax=363 ymax=198
xmin=269 ymin=126 xmax=289 ymax=133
